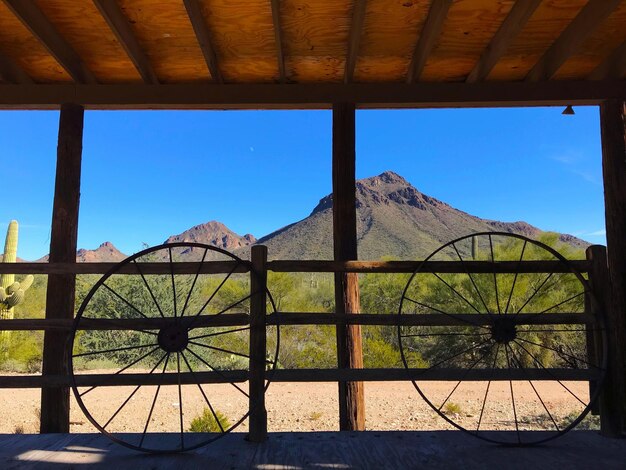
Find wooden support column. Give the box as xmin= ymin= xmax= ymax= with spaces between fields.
xmin=248 ymin=244 xmax=268 ymax=442
xmin=332 ymin=102 xmax=365 ymax=431
xmin=40 ymin=103 xmax=84 ymax=433
xmin=600 ymin=99 xmax=626 ymax=437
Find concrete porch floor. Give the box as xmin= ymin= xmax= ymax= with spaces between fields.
xmin=1 ymin=431 xmax=625 ymax=469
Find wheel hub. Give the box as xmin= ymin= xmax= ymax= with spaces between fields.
xmin=490 ymin=317 xmax=517 ymax=344
xmin=158 ymin=324 xmax=189 ymax=352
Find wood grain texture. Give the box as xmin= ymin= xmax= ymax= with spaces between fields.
xmin=420 ymin=0 xmax=513 ymax=82
xmin=344 ymin=0 xmax=367 ymax=83
xmin=488 ymin=0 xmax=587 ymax=81
xmin=557 ymin=2 xmax=626 ymax=80
xmin=40 ymin=103 xmax=84 ymax=434
xmin=526 ymin=0 xmax=622 ymax=81
xmin=3 ymin=0 xmax=97 ymax=83
xmin=0 ymin=50 xmax=33 ymax=83
xmin=0 ymin=1 xmax=71 ymax=83
xmin=589 ymin=40 xmax=626 ymax=80
xmin=599 ymin=99 xmax=626 ymax=437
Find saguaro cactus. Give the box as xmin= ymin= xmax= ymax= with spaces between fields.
xmin=1 ymin=221 xmax=34 ymax=344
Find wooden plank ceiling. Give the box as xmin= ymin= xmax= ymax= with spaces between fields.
xmin=0 ymin=0 xmax=624 ymax=86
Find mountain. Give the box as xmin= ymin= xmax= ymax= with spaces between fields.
xmin=30 ymin=171 xmax=587 ymax=262
xmin=251 ymin=171 xmax=587 ymax=260
xmin=36 ymin=241 xmax=126 ymax=263
xmin=164 ymin=221 xmax=256 ymax=251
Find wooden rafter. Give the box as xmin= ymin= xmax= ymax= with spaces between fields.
xmin=183 ymin=0 xmax=222 ymax=83
xmin=466 ymin=0 xmax=541 ymax=83
xmin=93 ymin=0 xmax=158 ymax=85
xmin=588 ymin=40 xmax=626 ymax=80
xmin=0 ymin=51 xmax=33 ymax=84
xmin=406 ymin=0 xmax=452 ymax=84
xmin=270 ymin=0 xmax=286 ymax=83
xmin=344 ymin=0 xmax=367 ymax=84
xmin=2 ymin=0 xmax=96 ymax=84
xmin=0 ymin=81 xmax=623 ymax=109
xmin=526 ymin=0 xmax=622 ymax=82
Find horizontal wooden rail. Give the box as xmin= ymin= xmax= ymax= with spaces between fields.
xmin=0 ymin=259 xmax=590 ymax=276
xmin=267 ymin=259 xmax=590 ymax=274
xmin=0 ymin=312 xmax=594 ymax=331
xmin=0 ymin=367 xmax=599 ymax=388
xmin=0 ymin=261 xmax=249 ymax=275
xmin=267 ymin=313 xmax=596 ymax=326
xmin=0 ymin=314 xmax=250 ymax=331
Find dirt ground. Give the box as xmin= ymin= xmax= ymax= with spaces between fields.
xmin=1 ymin=373 xmax=591 ymax=439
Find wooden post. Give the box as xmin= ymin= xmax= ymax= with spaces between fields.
xmin=40 ymin=103 xmax=84 ymax=433
xmin=599 ymin=99 xmax=626 ymax=437
xmin=248 ymin=244 xmax=268 ymax=441
xmin=332 ymin=102 xmax=365 ymax=431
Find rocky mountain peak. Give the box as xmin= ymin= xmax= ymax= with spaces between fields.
xmin=164 ymin=220 xmax=256 ymax=251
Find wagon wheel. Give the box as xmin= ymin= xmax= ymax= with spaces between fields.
xmin=398 ymin=232 xmax=607 ymax=446
xmin=69 ymin=242 xmax=279 ymax=453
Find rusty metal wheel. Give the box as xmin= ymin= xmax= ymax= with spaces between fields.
xmin=398 ymin=232 xmax=607 ymax=445
xmin=69 ymin=242 xmax=279 ymax=453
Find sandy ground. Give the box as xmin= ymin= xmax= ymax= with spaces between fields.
xmin=1 ymin=372 xmax=591 ymax=439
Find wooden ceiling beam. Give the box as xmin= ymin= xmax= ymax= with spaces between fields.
xmin=93 ymin=0 xmax=159 ymax=85
xmin=0 ymin=52 xmax=33 ymax=84
xmin=526 ymin=0 xmax=622 ymax=82
xmin=406 ymin=0 xmax=452 ymax=84
xmin=270 ymin=0 xmax=286 ymax=83
xmin=588 ymin=40 xmax=626 ymax=80
xmin=0 ymin=81 xmax=623 ymax=109
xmin=466 ymin=0 xmax=541 ymax=83
xmin=2 ymin=0 xmax=96 ymax=84
xmin=183 ymin=0 xmax=223 ymax=84
xmin=344 ymin=0 xmax=367 ymax=84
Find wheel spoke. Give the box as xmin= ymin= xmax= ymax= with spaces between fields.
xmin=188 ymin=340 xmax=274 ymax=365
xmin=133 ymin=259 xmax=165 ymax=318
xmin=513 ymin=339 xmax=587 ymax=407
xmin=185 ymin=346 xmax=250 ymax=398
xmin=507 ymin=344 xmax=560 ymax=432
xmin=139 ymin=353 xmax=171 ymax=448
xmin=516 ymin=336 xmax=600 ymax=369
xmin=73 ymin=342 xmax=159 ymax=358
xmin=404 ymin=297 xmax=490 ymax=330
xmin=101 ymin=282 xmax=150 ymax=320
xmin=79 ymin=346 xmax=161 ymax=397
xmin=438 ymin=345 xmax=493 ymax=412
xmin=176 ymin=352 xmax=184 ymax=450
xmin=102 ymin=352 xmax=168 ymax=430
xmin=488 ymin=235 xmax=502 ymax=315
xmin=420 ymin=338 xmax=492 ymax=373
xmin=537 ymin=292 xmax=585 ymax=314
xmin=451 ymin=242 xmax=491 ymax=315
xmin=169 ymin=247 xmax=178 ymax=319
xmin=180 ymin=248 xmax=209 ymax=318
xmin=401 ymin=331 xmax=489 ymax=338
xmin=188 ymin=326 xmax=250 ymax=341
xmin=187 ymin=292 xmax=255 ymax=331
xmin=433 ymin=273 xmax=483 ymax=315
xmin=504 ymin=344 xmax=521 ymax=444
xmin=188 ymin=261 xmax=241 ymax=322
xmin=476 ymin=343 xmax=500 ymax=432
xmin=181 ymin=351 xmax=226 ymax=433
xmin=513 ymin=272 xmax=555 ymax=316
xmin=504 ymin=240 xmax=527 ymax=314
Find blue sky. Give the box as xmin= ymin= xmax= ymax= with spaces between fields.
xmin=1 ymin=106 xmax=604 ymax=261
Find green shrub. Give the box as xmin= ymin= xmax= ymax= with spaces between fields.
xmin=188 ymin=408 xmax=231 ymax=433
xmin=443 ymin=402 xmax=462 ymax=415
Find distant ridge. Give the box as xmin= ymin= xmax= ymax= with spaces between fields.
xmin=30 ymin=171 xmax=587 ymax=262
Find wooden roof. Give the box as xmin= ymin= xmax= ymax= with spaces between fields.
xmin=0 ymin=0 xmax=625 ymax=109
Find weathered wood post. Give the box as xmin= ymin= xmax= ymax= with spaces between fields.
xmin=249 ymin=244 xmax=268 ymax=441
xmin=332 ymin=102 xmax=365 ymax=431
xmin=599 ymin=99 xmax=626 ymax=437
xmin=40 ymin=103 xmax=84 ymax=433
